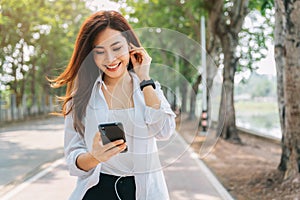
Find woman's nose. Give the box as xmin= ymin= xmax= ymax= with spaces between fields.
xmin=105 ymin=52 xmax=116 ymax=63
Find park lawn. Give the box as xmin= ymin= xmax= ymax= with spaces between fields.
xmin=235 ymin=100 xmax=280 ymax=136
xmin=235 ymin=100 xmax=278 ymax=115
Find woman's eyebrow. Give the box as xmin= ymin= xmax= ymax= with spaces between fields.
xmin=111 ymin=41 xmax=121 ymax=47
xmin=94 ymin=41 xmax=122 ymax=49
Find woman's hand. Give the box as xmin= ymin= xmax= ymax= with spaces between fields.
xmin=90 ymin=132 xmax=127 ymax=163
xmin=129 ymin=43 xmax=152 ymax=81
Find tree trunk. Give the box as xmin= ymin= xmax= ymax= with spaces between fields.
xmin=189 ymin=75 xmax=202 ymax=120
xmin=275 ymin=0 xmax=300 ymax=180
xmin=31 ymin=63 xmax=37 ymax=108
xmin=180 ymin=81 xmax=188 ymax=113
xmin=180 ymin=59 xmax=192 ymax=113
xmin=19 ymin=42 xmax=26 ymax=107
xmin=274 ymin=0 xmax=287 ymax=172
xmin=11 ymin=63 xmax=19 ymax=105
xmin=206 ymin=51 xmax=219 ymax=123
xmin=217 ymin=36 xmax=241 ymax=142
xmin=205 ymin=0 xmax=222 ymax=124
xmin=43 ymin=50 xmax=54 ymax=106
xmin=216 ymin=0 xmax=249 ymax=142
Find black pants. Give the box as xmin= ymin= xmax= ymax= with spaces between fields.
xmin=82 ymin=173 xmax=136 ymax=200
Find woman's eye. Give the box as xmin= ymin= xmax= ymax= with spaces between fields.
xmin=113 ymin=46 xmax=122 ymax=51
xmin=95 ymin=51 xmax=104 ymax=55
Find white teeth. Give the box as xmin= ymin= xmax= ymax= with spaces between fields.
xmin=106 ymin=63 xmax=120 ymax=69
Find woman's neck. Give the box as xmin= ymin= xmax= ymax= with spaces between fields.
xmin=103 ymin=71 xmax=131 ymax=88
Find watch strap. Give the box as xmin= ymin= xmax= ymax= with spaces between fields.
xmin=140 ymin=79 xmax=156 ymax=91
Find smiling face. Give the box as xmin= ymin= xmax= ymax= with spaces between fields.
xmin=93 ymin=28 xmax=130 ymax=81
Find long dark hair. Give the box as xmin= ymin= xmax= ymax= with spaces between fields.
xmin=50 ymin=11 xmax=141 ymax=136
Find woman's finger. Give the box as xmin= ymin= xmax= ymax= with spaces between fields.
xmin=131 ymin=52 xmax=144 ymax=64
xmin=129 ymin=43 xmax=145 ymax=51
xmin=93 ymin=132 xmax=101 ymax=146
xmin=129 ymin=42 xmax=138 ymax=48
xmin=130 ymin=48 xmax=144 ymax=52
xmin=103 ymin=139 xmax=125 ymax=151
xmin=105 ymin=143 xmax=127 ymax=157
xmin=130 ymin=52 xmax=137 ymax=64
xmin=129 ymin=44 xmax=145 ymax=52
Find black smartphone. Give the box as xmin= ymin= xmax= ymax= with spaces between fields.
xmin=98 ymin=122 xmax=127 ymax=153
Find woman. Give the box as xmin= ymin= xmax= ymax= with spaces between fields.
xmin=51 ymin=10 xmax=176 ymax=200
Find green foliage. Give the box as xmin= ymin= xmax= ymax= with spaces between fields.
xmin=236 ymin=10 xmax=273 ymax=73
xmin=0 ymin=0 xmax=91 ymax=104
xmin=116 ymin=0 xmax=274 ymax=87
xmin=115 ymin=0 xmax=206 ymax=85
xmin=249 ymin=0 xmax=274 ymax=16
xmin=219 ymin=0 xmax=274 ymax=74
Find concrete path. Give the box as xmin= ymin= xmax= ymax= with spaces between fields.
xmin=0 ymin=117 xmax=234 ymax=200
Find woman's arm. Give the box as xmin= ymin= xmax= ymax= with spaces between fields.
xmin=75 ymin=132 xmax=126 ymax=172
xmin=144 ymin=82 xmax=176 ymax=140
xmin=129 ymin=43 xmax=176 ymax=139
xmin=75 ymin=152 xmax=99 ymax=172
xmin=65 ymin=114 xmax=126 ymax=174
xmin=130 ymin=43 xmax=161 ymax=109
xmin=64 ymin=113 xmax=93 ymax=177
xmin=139 ymin=75 xmax=161 ymax=109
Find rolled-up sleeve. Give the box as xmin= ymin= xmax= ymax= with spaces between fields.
xmin=64 ymin=113 xmax=94 ymax=177
xmin=144 ymin=82 xmax=176 ymax=140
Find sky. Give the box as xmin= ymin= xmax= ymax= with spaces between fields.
xmin=255 ymin=45 xmax=276 ymax=76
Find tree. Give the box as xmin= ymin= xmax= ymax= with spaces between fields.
xmin=116 ymin=0 xmax=273 ymax=137
xmin=275 ymin=0 xmax=300 ymax=180
xmin=204 ymin=0 xmax=273 ymax=142
xmin=0 ymin=0 xmax=89 ymax=108
xmin=117 ymin=0 xmax=206 ymax=118
xmin=0 ymin=0 xmax=34 ymax=105
xmin=207 ymin=0 xmax=250 ymax=142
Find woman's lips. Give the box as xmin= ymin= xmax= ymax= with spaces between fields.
xmin=105 ymin=62 xmax=121 ymax=71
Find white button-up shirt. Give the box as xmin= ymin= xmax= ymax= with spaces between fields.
xmin=64 ymin=72 xmax=176 ymax=200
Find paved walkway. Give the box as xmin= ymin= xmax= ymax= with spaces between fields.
xmin=0 ymin=117 xmax=234 ymax=200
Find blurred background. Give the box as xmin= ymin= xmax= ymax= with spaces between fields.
xmin=0 ymin=0 xmax=279 ymax=139
xmin=2 ymin=0 xmax=300 ymax=199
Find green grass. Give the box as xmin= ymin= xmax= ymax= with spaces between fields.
xmin=235 ymin=101 xmax=278 ymax=115
xmin=235 ymin=100 xmax=281 ymax=137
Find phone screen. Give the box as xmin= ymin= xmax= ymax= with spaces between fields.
xmin=98 ymin=122 xmax=127 ymax=153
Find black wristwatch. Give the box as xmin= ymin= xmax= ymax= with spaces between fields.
xmin=140 ymin=79 xmax=156 ymax=91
